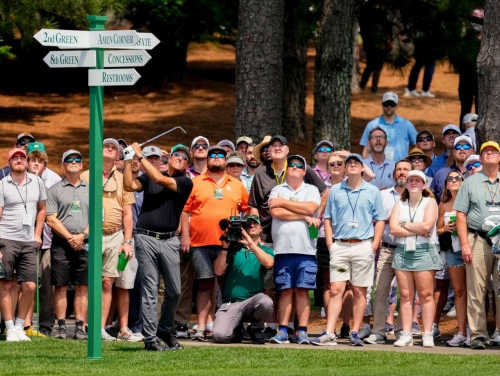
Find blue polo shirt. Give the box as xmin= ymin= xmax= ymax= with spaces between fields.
xmin=363 ymin=156 xmax=395 ymax=190
xmin=427 ymin=152 xmax=448 ymax=178
xmin=324 ymin=180 xmax=385 ymax=240
xmin=360 ymin=115 xmax=417 ymax=162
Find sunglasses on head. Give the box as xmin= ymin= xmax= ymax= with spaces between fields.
xmin=317 ymin=147 xmax=332 ymax=153
xmin=172 ymin=152 xmax=189 ymax=161
xmin=65 ymin=157 xmax=82 ymax=163
xmin=383 ymin=101 xmax=397 ymax=108
xmin=466 ymin=161 xmax=481 ymax=170
xmin=454 ymin=144 xmax=472 ymax=150
xmin=446 ymin=175 xmax=463 ymax=182
xmin=227 ymin=163 xmax=243 ymax=168
xmin=193 ymin=143 xmax=208 ymax=150
xmin=417 ymin=136 xmax=433 ymax=142
xmin=329 ymin=161 xmax=343 ymax=167
xmin=288 ymin=162 xmax=305 ymax=169
xmin=409 ymin=157 xmax=425 ymax=163
xmin=209 ymin=153 xmax=225 ymax=159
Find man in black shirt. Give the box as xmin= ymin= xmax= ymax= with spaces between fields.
xmin=124 ymin=143 xmax=193 ymax=352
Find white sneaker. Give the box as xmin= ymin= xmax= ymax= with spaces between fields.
xmin=420 ymin=90 xmax=435 ymax=98
xmin=491 ymin=329 xmax=500 ymax=346
xmin=117 ymin=327 xmax=142 ymax=342
xmin=6 ymin=327 xmax=19 ymax=342
xmin=320 ymin=307 xmax=326 ymax=318
xmin=101 ymin=329 xmax=117 ymax=341
xmin=404 ymin=88 xmax=420 ymax=97
xmin=15 ymin=326 xmax=31 ymax=342
xmin=394 ymin=331 xmax=413 ymax=347
xmin=446 ymin=306 xmax=456 ymax=318
xmin=422 ymin=331 xmax=434 ymax=348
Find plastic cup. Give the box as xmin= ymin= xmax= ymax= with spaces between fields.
xmin=117 ymin=252 xmax=129 ymax=271
xmin=450 ymin=215 xmax=457 ymax=236
xmin=309 ymin=225 xmax=318 ymax=239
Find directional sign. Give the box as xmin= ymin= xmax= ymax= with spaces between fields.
xmin=34 ymin=29 xmax=89 ymax=48
xmin=89 ymin=30 xmax=140 ymax=49
xmin=88 ymin=69 xmax=141 ymax=86
xmin=43 ymin=50 xmax=96 ymax=68
xmin=127 ymin=33 xmax=161 ymax=50
xmin=104 ymin=50 xmax=151 ymax=67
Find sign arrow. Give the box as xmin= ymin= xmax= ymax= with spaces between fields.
xmin=127 ymin=33 xmax=161 ymax=50
xmin=34 ymin=29 xmax=89 ymax=48
xmin=43 ymin=50 xmax=96 ymax=68
xmin=103 ymin=50 xmax=151 ymax=67
xmin=88 ymin=69 xmax=141 ymax=86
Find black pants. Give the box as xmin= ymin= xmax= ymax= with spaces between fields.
xmin=458 ymin=72 xmax=478 ymax=129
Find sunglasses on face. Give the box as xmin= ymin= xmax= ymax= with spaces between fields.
xmin=383 ymin=101 xmax=397 ymax=108
xmin=261 ymin=147 xmax=269 ymax=153
xmin=288 ymin=162 xmax=305 ymax=169
xmin=446 ymin=175 xmax=463 ymax=182
xmin=16 ymin=140 xmax=30 ymax=146
xmin=466 ymin=161 xmax=481 ymax=170
xmin=329 ymin=161 xmax=343 ymax=167
xmin=454 ymin=144 xmax=472 ymax=151
xmin=209 ymin=153 xmax=225 ymax=159
xmin=369 ymin=135 xmax=387 ymax=141
xmin=417 ymin=136 xmax=433 ymax=142
xmin=172 ymin=152 xmax=189 ymax=161
xmin=65 ymin=157 xmax=82 ymax=163
xmin=409 ymin=157 xmax=425 ymax=163
xmin=317 ymin=147 xmax=332 ymax=153
xmin=227 ymin=163 xmax=243 ymax=168
xmin=193 ymin=143 xmax=208 ymax=150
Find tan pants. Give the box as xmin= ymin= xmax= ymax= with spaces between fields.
xmin=372 ymin=246 xmax=402 ymax=335
xmin=466 ymin=234 xmax=500 ymax=340
xmin=174 ymin=256 xmax=194 ymax=325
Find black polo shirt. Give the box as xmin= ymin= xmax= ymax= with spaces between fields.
xmin=136 ymin=171 xmax=193 ymax=232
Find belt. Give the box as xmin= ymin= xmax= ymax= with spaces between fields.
xmin=102 ymin=227 xmax=122 ymax=236
xmin=338 ymin=239 xmax=363 ymax=244
xmin=381 ymin=242 xmax=396 ymax=249
xmin=136 ymin=228 xmax=177 ymax=240
xmin=468 ymin=227 xmax=492 ymax=245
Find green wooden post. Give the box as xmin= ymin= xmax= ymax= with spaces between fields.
xmin=87 ymin=14 xmax=107 ymax=360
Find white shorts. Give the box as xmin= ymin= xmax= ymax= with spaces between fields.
xmin=330 ymin=240 xmax=375 ymax=287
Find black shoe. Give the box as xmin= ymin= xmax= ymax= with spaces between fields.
xmin=145 ymin=338 xmax=171 ymax=351
xmin=339 ymin=324 xmax=350 ymax=338
xmin=230 ymin=324 xmax=243 ymax=343
xmin=157 ymin=330 xmax=184 ymax=350
xmin=470 ymin=337 xmax=487 ymax=350
xmin=287 ymin=327 xmax=298 ymax=343
xmin=105 ymin=326 xmax=119 ymax=338
xmin=39 ymin=326 xmax=52 ymax=337
xmin=73 ymin=326 xmax=88 ymax=340
xmin=248 ymin=327 xmax=265 ymax=345
xmin=174 ymin=324 xmax=190 ymax=339
xmin=262 ymin=327 xmax=277 ymax=342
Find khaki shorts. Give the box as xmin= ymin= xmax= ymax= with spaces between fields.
xmin=115 ymin=239 xmax=138 ymax=289
xmin=102 ymin=231 xmax=123 ymax=278
xmin=330 ymin=240 xmax=375 ymax=287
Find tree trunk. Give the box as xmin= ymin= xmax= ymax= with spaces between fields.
xmin=477 ymin=0 xmax=500 ymax=145
xmin=351 ymin=20 xmax=361 ymax=94
xmin=313 ymin=0 xmax=355 ymax=152
xmin=282 ymin=0 xmax=308 ymax=142
xmin=235 ymin=0 xmax=285 ymax=141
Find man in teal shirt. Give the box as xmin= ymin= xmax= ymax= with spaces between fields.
xmin=212 ymin=215 xmax=274 ymax=344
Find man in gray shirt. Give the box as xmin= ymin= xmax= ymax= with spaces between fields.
xmin=46 ymin=150 xmax=89 ymax=340
xmin=0 ymin=148 xmax=46 ymax=342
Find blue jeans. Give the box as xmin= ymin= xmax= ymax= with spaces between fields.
xmin=407 ymin=59 xmax=436 ymax=91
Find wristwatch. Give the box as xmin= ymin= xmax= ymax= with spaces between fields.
xmin=124 ymin=239 xmax=133 ymax=245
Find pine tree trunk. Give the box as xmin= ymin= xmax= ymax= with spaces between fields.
xmin=282 ymin=0 xmax=308 ymax=142
xmin=477 ymin=0 xmax=500 ymax=145
xmin=235 ymin=0 xmax=285 ymax=141
xmin=313 ymin=0 xmax=355 ymax=151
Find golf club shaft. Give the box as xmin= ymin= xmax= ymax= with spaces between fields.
xmin=139 ymin=126 xmax=187 ymax=147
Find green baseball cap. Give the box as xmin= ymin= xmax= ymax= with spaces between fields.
xmin=171 ymin=144 xmax=190 ymax=157
xmin=244 ymin=214 xmax=261 ymax=224
xmin=27 ymin=142 xmax=46 ymax=154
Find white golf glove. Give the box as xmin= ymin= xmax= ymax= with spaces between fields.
xmin=123 ymin=146 xmax=135 ymax=161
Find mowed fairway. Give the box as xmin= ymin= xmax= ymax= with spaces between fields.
xmin=0 ymin=338 xmax=498 ymax=375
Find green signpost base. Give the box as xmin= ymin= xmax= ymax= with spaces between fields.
xmin=87 ymin=14 xmax=106 ymax=360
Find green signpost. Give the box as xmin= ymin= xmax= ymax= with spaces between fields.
xmin=34 ymin=15 xmax=159 ymax=360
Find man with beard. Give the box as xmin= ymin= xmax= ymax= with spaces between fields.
xmin=430 ymin=135 xmax=474 ymax=204
xmin=364 ymin=160 xmax=411 ymax=344
xmin=0 ymin=132 xmax=36 ymax=180
xmin=124 ymin=143 xmax=193 ymax=351
xmin=363 ymin=127 xmax=395 ymax=190
xmin=427 ymin=124 xmax=461 ymax=177
xmin=0 ymin=148 xmax=46 ymax=342
xmin=240 ymin=144 xmax=261 ymax=192
xmin=182 ymin=145 xmax=249 ymax=341
xmin=187 ymin=136 xmax=209 ymax=178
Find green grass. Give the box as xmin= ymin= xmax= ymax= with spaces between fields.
xmin=1 ymin=338 xmax=499 ymax=375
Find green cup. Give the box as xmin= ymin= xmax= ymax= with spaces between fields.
xmin=450 ymin=215 xmax=457 ymax=236
xmin=117 ymin=252 xmax=128 ymax=271
xmin=309 ymin=225 xmax=318 ymax=239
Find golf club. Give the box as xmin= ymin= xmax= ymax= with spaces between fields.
xmin=123 ymin=126 xmax=187 ymax=155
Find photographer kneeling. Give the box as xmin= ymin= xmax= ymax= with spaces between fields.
xmin=212 ymin=215 xmax=274 ymax=344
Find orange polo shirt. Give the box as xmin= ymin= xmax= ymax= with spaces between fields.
xmin=184 ymin=172 xmax=249 ymax=247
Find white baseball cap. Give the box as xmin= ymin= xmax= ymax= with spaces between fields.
xmin=406 ymin=170 xmax=426 ymax=183
xmin=454 ymin=135 xmax=473 ymax=147
xmin=464 ymin=154 xmax=480 ymax=167
xmin=191 ymin=136 xmax=209 ymax=148
xmin=442 ymin=124 xmax=461 ymax=135
xmin=463 ymin=113 xmax=478 ymax=124
xmin=382 ymin=92 xmax=398 ymax=104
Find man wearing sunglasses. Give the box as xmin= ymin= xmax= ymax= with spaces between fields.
xmin=313 ymin=140 xmax=334 ymax=183
xmin=46 ymin=150 xmax=88 ymax=341
xmin=427 ymin=124 xmax=462 ymax=178
xmin=430 ymin=135 xmax=474 ymax=204
xmin=181 ymin=145 xmax=248 ymax=341
xmin=187 ymin=136 xmax=209 ymax=179
xmin=360 ymin=92 xmax=417 ymax=163
xmin=415 ymin=130 xmax=437 ymax=173
xmin=464 ymin=155 xmax=482 ymax=177
xmin=124 ymin=142 xmax=193 ymax=351
xmin=0 ymin=132 xmax=36 ymax=180
xmin=363 ymin=127 xmax=395 ymax=190
xmin=268 ymin=155 xmax=321 ymax=345
xmin=81 ymin=138 xmax=137 ymax=343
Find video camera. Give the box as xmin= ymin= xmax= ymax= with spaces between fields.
xmin=219 ymin=216 xmax=251 ymax=243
